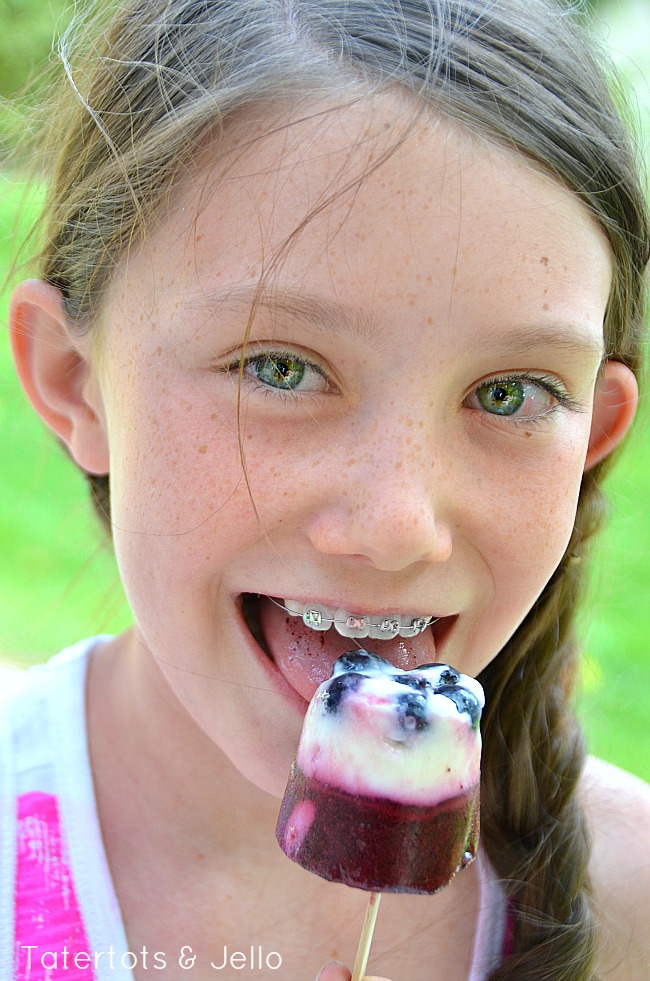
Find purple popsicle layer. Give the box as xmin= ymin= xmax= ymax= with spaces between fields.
xmin=276 ymin=651 xmax=484 ymax=894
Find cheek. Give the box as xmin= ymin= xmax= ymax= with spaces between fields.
xmin=104 ymin=381 xmax=266 ymax=594
xmin=483 ymin=441 xmax=587 ymax=608
xmin=107 ymin=375 xmax=241 ymax=524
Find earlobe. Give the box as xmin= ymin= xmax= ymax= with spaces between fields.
xmin=584 ymin=360 xmax=638 ymax=471
xmin=9 ymin=279 xmax=110 ymax=475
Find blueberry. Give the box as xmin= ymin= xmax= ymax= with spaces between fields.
xmin=418 ymin=662 xmax=460 ymax=685
xmin=394 ymin=674 xmax=430 ymax=691
xmin=322 ymin=671 xmax=365 ymax=713
xmin=438 ymin=686 xmax=482 ymax=727
xmin=397 ymin=691 xmax=429 ymax=732
xmin=332 ymin=650 xmax=392 ymax=676
xmin=418 ymin=664 xmax=459 ymax=683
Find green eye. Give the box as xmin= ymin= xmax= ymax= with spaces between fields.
xmin=253 ymin=354 xmax=306 ymax=390
xmin=476 ymin=379 xmax=525 ymax=416
xmin=234 ymin=348 xmax=330 ymax=397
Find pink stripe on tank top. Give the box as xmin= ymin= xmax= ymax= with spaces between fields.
xmin=15 ymin=792 xmax=96 ymax=980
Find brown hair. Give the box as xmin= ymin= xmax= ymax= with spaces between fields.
xmin=23 ymin=1 xmax=650 ymax=977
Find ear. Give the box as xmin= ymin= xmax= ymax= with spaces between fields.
xmin=9 ymin=279 xmax=110 ymax=475
xmin=584 ymin=359 xmax=638 ymax=471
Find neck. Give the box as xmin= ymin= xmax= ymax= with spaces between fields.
xmin=86 ymin=629 xmax=281 ymax=866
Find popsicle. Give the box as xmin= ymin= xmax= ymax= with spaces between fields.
xmin=276 ymin=650 xmax=484 ymax=894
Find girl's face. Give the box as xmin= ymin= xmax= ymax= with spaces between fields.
xmin=91 ymin=99 xmax=612 ymax=794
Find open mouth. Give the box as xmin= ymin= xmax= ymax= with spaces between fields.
xmin=241 ymin=593 xmax=458 ymax=701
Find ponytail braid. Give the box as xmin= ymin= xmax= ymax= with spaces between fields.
xmin=479 ymin=467 xmax=610 ymax=980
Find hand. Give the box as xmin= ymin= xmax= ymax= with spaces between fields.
xmin=314 ymin=961 xmax=393 ymax=981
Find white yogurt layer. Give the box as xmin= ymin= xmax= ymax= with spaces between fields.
xmin=296 ymin=657 xmax=483 ymax=807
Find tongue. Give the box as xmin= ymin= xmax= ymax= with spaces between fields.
xmin=258 ymin=597 xmax=438 ymax=702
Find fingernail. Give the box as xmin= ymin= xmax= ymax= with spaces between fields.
xmin=314 ymin=960 xmax=350 ymax=981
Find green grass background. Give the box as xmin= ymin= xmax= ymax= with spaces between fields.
xmin=0 ymin=1 xmax=649 ymax=783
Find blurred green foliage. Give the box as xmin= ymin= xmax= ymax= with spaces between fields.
xmin=0 ymin=0 xmax=72 ymax=99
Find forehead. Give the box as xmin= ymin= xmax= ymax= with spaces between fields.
xmin=106 ymin=92 xmax=612 ymax=348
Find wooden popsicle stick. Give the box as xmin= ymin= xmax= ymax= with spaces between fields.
xmin=351 ymin=891 xmax=382 ymax=981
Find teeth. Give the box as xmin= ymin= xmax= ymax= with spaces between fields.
xmin=368 ymin=616 xmax=401 ymax=640
xmin=334 ymin=610 xmax=370 ymax=639
xmin=301 ymin=604 xmax=335 ymax=631
xmin=398 ymin=616 xmax=433 ymax=638
xmin=285 ymin=599 xmax=307 ymax=617
xmin=281 ymin=600 xmax=435 ymax=639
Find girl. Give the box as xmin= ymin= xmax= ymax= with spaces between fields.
xmin=2 ymin=0 xmax=650 ymax=979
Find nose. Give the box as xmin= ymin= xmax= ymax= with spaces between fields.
xmin=305 ymin=422 xmax=453 ymax=573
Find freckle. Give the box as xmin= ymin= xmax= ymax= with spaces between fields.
xmin=211 ymin=413 xmax=218 ymax=421
xmin=426 ymin=317 xmax=433 ymax=326
xmin=198 ymin=444 xmax=207 ymax=454
xmin=540 ymin=256 xmax=549 ymax=266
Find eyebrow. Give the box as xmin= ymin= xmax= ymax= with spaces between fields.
xmin=190 ymin=284 xmax=378 ymax=342
xmin=477 ymin=320 xmax=605 ymax=361
xmin=190 ymin=284 xmax=605 ymax=360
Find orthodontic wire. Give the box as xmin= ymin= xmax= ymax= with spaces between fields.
xmin=265 ymin=595 xmax=439 ymax=628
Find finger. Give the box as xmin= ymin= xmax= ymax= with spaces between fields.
xmin=314 ymin=960 xmax=352 ymax=981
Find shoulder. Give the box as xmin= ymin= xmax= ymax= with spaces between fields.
xmin=580 ymin=756 xmax=650 ymax=980
xmin=0 ymin=637 xmax=102 ymax=775
xmin=0 ymin=663 xmax=28 ymax=700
